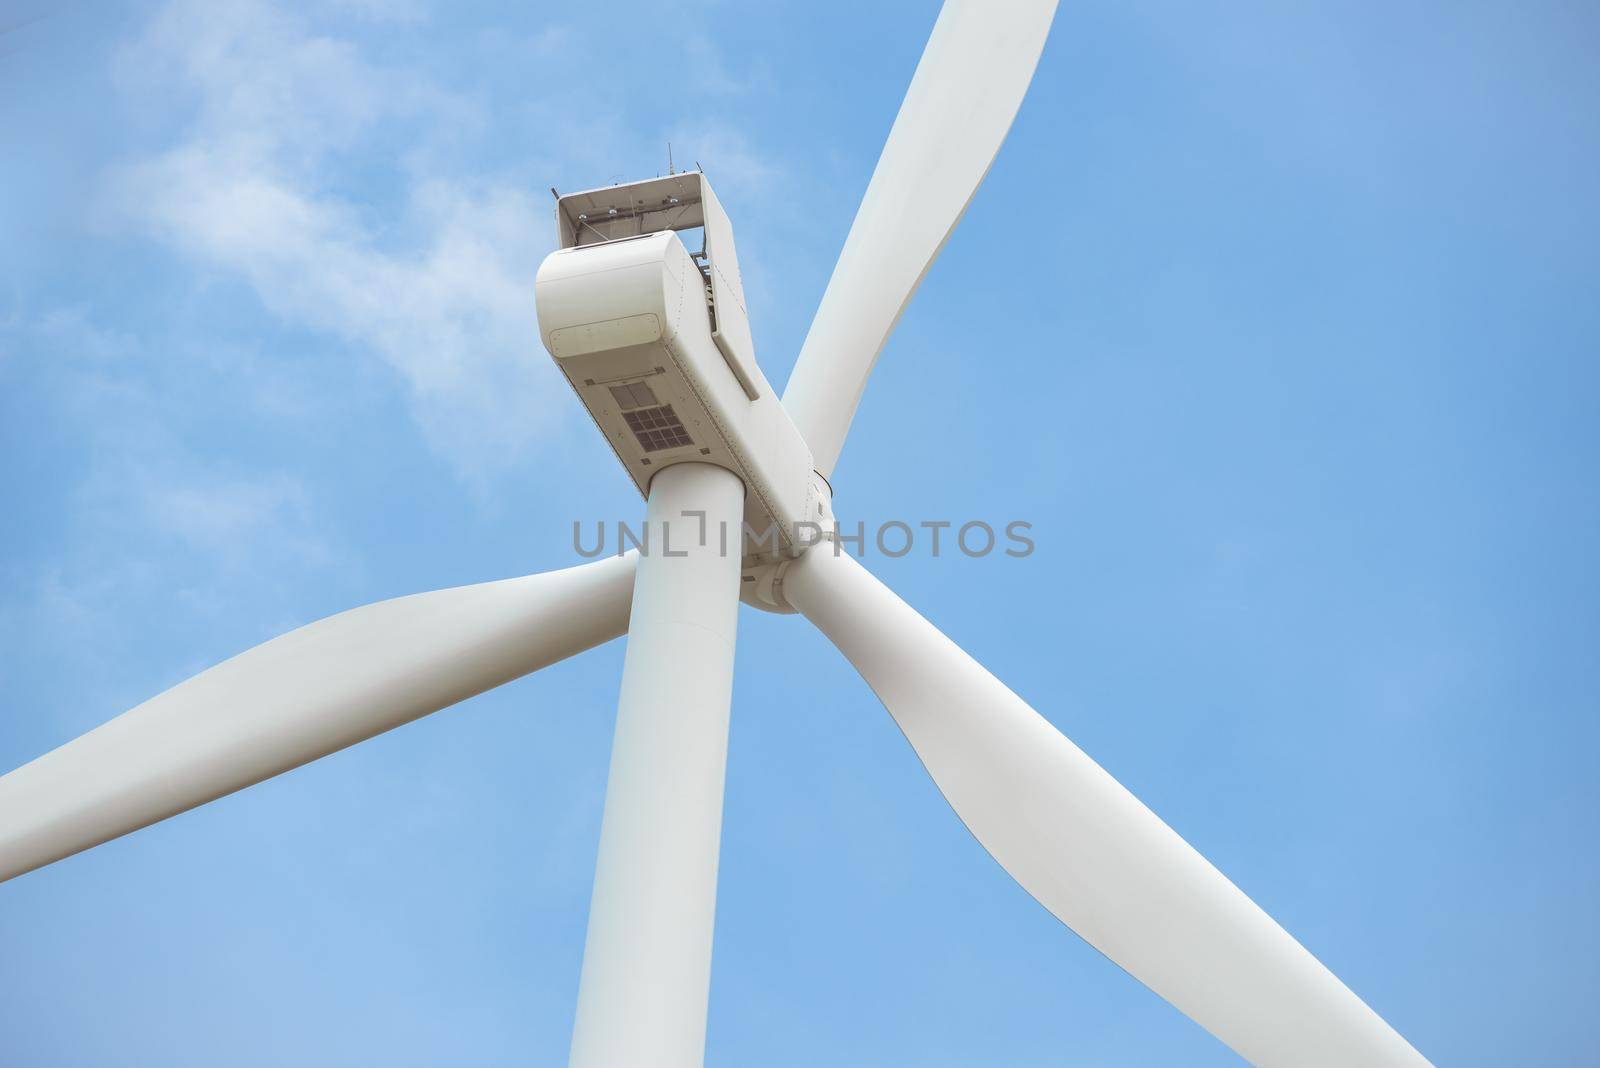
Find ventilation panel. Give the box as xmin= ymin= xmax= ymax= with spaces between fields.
xmin=623 ymin=405 xmax=694 ymax=452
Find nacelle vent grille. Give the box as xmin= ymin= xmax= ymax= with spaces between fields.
xmin=623 ymin=404 xmax=694 ymax=452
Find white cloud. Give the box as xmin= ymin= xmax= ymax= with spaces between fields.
xmin=93 ymin=0 xmax=801 ymax=485
xmin=685 ymin=35 xmax=746 ymax=97
xmin=107 ymin=0 xmax=562 ymax=482
xmin=144 ymin=473 xmax=318 ymax=561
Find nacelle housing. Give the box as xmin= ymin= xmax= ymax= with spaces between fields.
xmin=535 ymin=175 xmax=821 ymax=561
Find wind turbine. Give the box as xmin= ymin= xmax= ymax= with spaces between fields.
xmin=0 ymin=3 xmax=1432 ymax=1066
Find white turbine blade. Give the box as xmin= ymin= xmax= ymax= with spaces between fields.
xmin=785 ymin=547 xmax=1430 ymax=1068
xmin=782 ymin=0 xmax=1059 ymax=479
xmin=0 ymin=554 xmax=637 ymax=883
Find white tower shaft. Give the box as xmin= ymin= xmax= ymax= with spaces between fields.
xmin=568 ymin=462 xmax=745 ymax=1068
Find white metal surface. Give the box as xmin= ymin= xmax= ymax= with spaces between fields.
xmin=783 ymin=0 xmax=1059 ymax=478
xmin=568 ymin=463 xmax=745 ymax=1068
xmin=785 ymin=546 xmax=1431 ymax=1068
xmin=536 ymin=226 xmax=817 ymax=559
xmin=0 ymin=555 xmax=637 ymax=884
xmin=556 ymin=173 xmax=761 ymax=401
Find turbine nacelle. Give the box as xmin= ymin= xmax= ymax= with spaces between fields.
xmin=535 ymin=174 xmax=829 ymax=588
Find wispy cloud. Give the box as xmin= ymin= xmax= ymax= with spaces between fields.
xmin=105 ymin=0 xmax=563 ymax=482
xmin=5 ymin=308 xmax=331 ymax=611
xmin=685 ymin=35 xmax=748 ymax=97
xmin=0 ymin=306 xmax=337 ymax=719
xmin=144 ymin=473 xmax=320 ymax=563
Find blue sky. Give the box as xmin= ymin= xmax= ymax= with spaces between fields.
xmin=2 ymin=0 xmax=1597 ymax=1064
